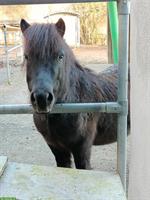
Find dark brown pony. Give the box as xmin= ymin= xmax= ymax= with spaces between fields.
xmin=20 ymin=18 xmax=124 ymax=169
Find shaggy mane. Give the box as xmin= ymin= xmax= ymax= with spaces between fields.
xmin=24 ymin=23 xmax=66 ymax=61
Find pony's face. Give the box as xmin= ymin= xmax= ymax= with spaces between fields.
xmin=20 ymin=19 xmax=67 ymax=113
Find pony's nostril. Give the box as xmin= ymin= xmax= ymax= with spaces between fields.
xmin=47 ymin=93 xmax=53 ymax=103
xmin=31 ymin=92 xmax=36 ymax=103
xmin=30 ymin=91 xmax=54 ymax=113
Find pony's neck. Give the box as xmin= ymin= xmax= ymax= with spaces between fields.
xmin=65 ymin=60 xmax=95 ymax=103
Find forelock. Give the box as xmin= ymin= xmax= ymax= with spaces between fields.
xmin=23 ymin=23 xmax=64 ymax=61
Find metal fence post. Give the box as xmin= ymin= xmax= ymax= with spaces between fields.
xmin=3 ymin=25 xmax=11 ymax=84
xmin=117 ymin=0 xmax=129 ymax=191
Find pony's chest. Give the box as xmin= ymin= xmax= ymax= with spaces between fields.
xmin=33 ymin=113 xmax=74 ymax=148
xmin=48 ymin=114 xmax=79 ymax=136
xmin=47 ymin=113 xmax=89 ymax=145
xmin=34 ymin=113 xmax=95 ymax=148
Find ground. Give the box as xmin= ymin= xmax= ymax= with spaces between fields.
xmin=0 ymin=46 xmax=129 ymax=173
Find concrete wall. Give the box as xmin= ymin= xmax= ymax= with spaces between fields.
xmin=128 ymin=1 xmax=150 ymax=199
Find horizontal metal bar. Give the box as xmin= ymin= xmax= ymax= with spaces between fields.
xmin=0 ymin=0 xmax=116 ymax=5
xmin=8 ymin=45 xmax=22 ymax=53
xmin=1 ymin=24 xmax=20 ymax=31
xmin=0 ymin=102 xmax=121 ymax=114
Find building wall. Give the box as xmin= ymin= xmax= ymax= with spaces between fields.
xmin=128 ymin=1 xmax=150 ymax=199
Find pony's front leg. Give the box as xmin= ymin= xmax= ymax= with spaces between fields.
xmin=72 ymin=141 xmax=92 ymax=170
xmin=49 ymin=145 xmax=72 ymax=168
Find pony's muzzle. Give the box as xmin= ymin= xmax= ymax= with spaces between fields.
xmin=31 ymin=91 xmax=54 ymax=113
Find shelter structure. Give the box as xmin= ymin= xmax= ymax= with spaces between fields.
xmin=45 ymin=11 xmax=80 ymax=47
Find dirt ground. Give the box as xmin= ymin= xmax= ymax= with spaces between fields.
xmin=0 ymin=46 xmax=129 ymax=174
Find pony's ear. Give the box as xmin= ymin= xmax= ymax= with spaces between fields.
xmin=20 ymin=19 xmax=30 ymax=33
xmin=55 ymin=18 xmax=65 ymax=37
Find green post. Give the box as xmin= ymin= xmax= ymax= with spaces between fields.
xmin=108 ymin=2 xmax=118 ymax=64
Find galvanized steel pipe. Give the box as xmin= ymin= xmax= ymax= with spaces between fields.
xmin=0 ymin=102 xmax=121 ymax=114
xmin=117 ymin=0 xmax=130 ymax=191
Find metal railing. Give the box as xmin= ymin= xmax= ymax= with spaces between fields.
xmin=2 ymin=24 xmax=23 ymax=83
xmin=0 ymin=0 xmax=129 ymax=192
xmin=0 ymin=102 xmax=121 ymax=114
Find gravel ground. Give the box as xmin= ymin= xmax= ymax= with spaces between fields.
xmin=0 ymin=46 xmax=129 ymax=174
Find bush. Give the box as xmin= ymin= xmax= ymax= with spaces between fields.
xmin=72 ymin=3 xmax=107 ymax=45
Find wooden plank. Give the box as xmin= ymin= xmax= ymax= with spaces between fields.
xmin=107 ymin=15 xmax=113 ymax=64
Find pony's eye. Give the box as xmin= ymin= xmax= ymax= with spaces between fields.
xmin=58 ymin=54 xmax=64 ymax=61
xmin=24 ymin=54 xmax=29 ymax=60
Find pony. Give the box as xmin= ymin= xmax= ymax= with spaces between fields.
xmin=20 ymin=18 xmax=127 ymax=169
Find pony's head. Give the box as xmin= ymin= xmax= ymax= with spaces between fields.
xmin=20 ymin=18 xmax=72 ymax=113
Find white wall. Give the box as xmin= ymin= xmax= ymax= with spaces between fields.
xmin=128 ymin=1 xmax=150 ymax=199
xmin=27 ymin=5 xmax=49 ymax=22
xmin=48 ymin=14 xmax=80 ymax=47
